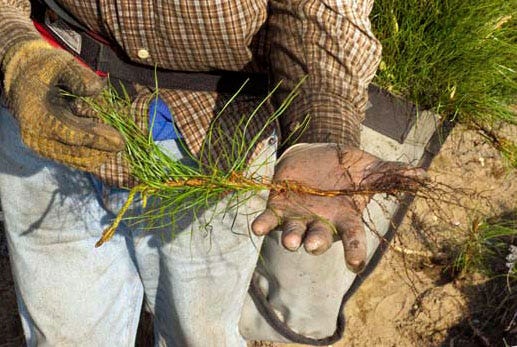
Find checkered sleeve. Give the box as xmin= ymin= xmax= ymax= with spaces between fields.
xmin=0 ymin=1 xmax=41 ymax=67
xmin=268 ymin=0 xmax=382 ymax=147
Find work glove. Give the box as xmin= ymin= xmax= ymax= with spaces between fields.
xmin=72 ymin=89 xmax=180 ymax=187
xmin=2 ymin=39 xmax=124 ymax=171
xmin=252 ymin=143 xmax=426 ymax=273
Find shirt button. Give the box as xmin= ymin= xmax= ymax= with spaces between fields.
xmin=137 ymin=48 xmax=150 ymax=59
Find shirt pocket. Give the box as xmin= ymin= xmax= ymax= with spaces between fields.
xmin=150 ymin=0 xmax=268 ymax=71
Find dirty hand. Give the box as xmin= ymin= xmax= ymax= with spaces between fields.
xmin=2 ymin=40 xmax=124 ymax=171
xmin=252 ymin=143 xmax=426 ymax=273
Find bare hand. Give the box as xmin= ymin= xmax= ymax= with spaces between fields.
xmin=251 ymin=143 xmax=426 ymax=273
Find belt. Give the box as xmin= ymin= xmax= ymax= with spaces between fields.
xmin=31 ymin=4 xmax=269 ymax=97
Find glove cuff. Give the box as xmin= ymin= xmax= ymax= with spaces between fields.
xmin=0 ymin=4 xmax=41 ymax=65
xmin=3 ymin=39 xmax=54 ymax=95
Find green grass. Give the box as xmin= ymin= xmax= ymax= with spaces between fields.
xmin=371 ymin=3 xmax=516 ymax=339
xmin=371 ymin=0 xmax=517 ymax=164
xmin=453 ymin=215 xmax=517 ymax=280
xmin=372 ymin=3 xmax=517 ymax=339
xmin=450 ymin=213 xmax=517 ymax=343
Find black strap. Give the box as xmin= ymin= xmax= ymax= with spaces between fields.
xmin=36 ymin=0 xmax=269 ymax=96
xmin=39 ymin=0 xmax=88 ymax=31
xmin=79 ymin=32 xmax=269 ymax=96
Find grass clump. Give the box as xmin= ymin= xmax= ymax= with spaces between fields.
xmin=371 ymin=0 xmax=517 ymax=165
xmin=454 ymin=214 xmax=517 ymax=280
xmin=450 ymin=212 xmax=517 ymax=344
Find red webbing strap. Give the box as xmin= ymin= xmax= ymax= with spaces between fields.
xmin=33 ymin=21 xmax=107 ymax=77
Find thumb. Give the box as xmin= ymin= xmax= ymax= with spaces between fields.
xmin=58 ymin=55 xmax=106 ymax=97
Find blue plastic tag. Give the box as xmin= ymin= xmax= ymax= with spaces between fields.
xmin=148 ymin=97 xmax=182 ymax=141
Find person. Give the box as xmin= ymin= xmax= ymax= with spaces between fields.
xmin=0 ymin=0 xmax=423 ymax=345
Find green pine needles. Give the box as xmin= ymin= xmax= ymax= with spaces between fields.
xmin=77 ymin=81 xmax=307 ymax=246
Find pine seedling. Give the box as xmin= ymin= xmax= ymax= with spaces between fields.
xmin=73 ymin=80 xmax=428 ymax=247
xmin=77 ymin=80 xmax=302 ymax=246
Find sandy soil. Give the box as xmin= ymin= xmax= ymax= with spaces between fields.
xmin=1 ymin=125 xmax=516 ymax=346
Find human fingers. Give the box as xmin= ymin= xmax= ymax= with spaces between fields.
xmin=303 ymin=220 xmax=334 ymax=255
xmin=281 ymin=219 xmax=308 ymax=251
xmin=252 ymin=208 xmax=282 ymax=236
xmin=336 ymin=214 xmax=367 ymax=273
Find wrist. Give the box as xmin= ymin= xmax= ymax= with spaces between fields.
xmin=282 ymin=92 xmax=362 ymax=148
xmin=278 ymin=142 xmax=342 ymax=163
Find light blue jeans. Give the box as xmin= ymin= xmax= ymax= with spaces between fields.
xmin=0 ymin=106 xmax=276 ymax=346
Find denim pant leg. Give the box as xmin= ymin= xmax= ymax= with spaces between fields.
xmin=128 ymin=137 xmax=277 ymax=346
xmin=0 ymin=107 xmax=144 ymax=346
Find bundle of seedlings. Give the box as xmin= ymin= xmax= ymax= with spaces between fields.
xmin=371 ymin=0 xmax=516 ymax=165
xmin=73 ymin=81 xmax=436 ymax=247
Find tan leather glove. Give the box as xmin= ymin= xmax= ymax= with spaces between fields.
xmin=2 ymin=40 xmax=124 ymax=171
xmin=252 ymin=143 xmax=426 ymax=273
xmin=70 ymin=88 xmax=152 ymax=188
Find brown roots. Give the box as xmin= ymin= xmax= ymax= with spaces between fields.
xmin=94 ymin=170 xmax=443 ymax=247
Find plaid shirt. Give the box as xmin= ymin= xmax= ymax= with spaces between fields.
xmin=0 ymin=0 xmax=381 ymax=187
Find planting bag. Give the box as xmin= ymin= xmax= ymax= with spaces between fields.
xmin=239 ymin=86 xmax=453 ymax=344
